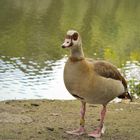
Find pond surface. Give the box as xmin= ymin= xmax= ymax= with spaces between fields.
xmin=0 ymin=0 xmax=140 ymax=100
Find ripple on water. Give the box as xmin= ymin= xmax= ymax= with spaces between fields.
xmin=124 ymin=61 xmax=140 ymax=81
xmin=0 ymin=56 xmax=74 ymax=100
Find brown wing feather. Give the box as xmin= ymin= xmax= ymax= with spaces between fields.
xmin=92 ymin=60 xmax=128 ymax=90
xmin=87 ymin=59 xmax=132 ymax=100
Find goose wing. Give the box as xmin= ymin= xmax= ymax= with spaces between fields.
xmin=87 ymin=59 xmax=132 ymax=100
xmin=92 ymin=60 xmax=127 ymax=90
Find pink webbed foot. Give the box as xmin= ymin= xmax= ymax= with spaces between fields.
xmin=88 ymin=129 xmax=101 ymax=138
xmin=88 ymin=125 xmax=105 ymax=138
xmin=66 ymin=127 xmax=86 ymax=136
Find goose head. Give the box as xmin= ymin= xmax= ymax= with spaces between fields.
xmin=61 ymin=30 xmax=81 ymax=49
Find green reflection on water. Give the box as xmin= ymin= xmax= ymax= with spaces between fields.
xmin=0 ymin=0 xmax=140 ymax=66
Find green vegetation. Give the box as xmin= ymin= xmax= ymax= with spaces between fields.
xmin=129 ymin=79 xmax=140 ymax=96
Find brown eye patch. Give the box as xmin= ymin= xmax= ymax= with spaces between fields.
xmin=72 ymin=32 xmax=78 ymax=40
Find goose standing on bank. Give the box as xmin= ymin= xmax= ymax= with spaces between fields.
xmin=61 ymin=30 xmax=132 ymax=138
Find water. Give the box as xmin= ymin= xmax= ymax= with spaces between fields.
xmin=0 ymin=0 xmax=140 ymax=100
xmin=0 ymin=56 xmax=74 ymax=100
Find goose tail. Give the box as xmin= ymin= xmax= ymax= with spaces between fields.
xmin=118 ymin=91 xmax=133 ymax=101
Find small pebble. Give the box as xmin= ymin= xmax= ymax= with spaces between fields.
xmin=58 ymin=127 xmax=63 ymax=130
xmin=46 ymin=127 xmax=54 ymax=131
xmin=38 ymin=131 xmax=42 ymax=134
xmin=50 ymin=113 xmax=59 ymax=116
xmin=31 ymin=103 xmax=39 ymax=107
xmin=97 ymin=118 xmax=100 ymax=121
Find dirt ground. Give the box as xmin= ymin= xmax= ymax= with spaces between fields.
xmin=0 ymin=99 xmax=140 ymax=140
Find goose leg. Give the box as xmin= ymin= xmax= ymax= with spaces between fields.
xmin=88 ymin=105 xmax=107 ymax=138
xmin=66 ymin=101 xmax=86 ymax=135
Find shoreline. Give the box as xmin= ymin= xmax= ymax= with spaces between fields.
xmin=0 ymin=99 xmax=140 ymax=140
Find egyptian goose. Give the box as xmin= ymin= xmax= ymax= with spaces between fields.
xmin=61 ymin=30 xmax=132 ymax=138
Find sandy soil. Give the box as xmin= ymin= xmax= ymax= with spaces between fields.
xmin=0 ymin=99 xmax=140 ymax=140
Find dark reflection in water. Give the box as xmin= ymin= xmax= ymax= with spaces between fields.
xmin=0 ymin=0 xmax=140 ymax=100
